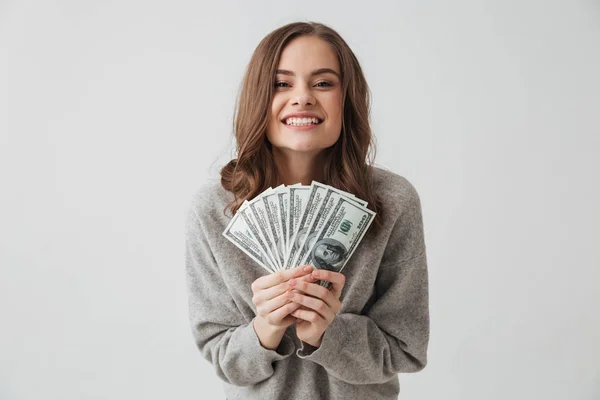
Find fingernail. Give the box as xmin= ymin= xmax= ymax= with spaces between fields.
xmin=303 ymin=266 xmax=312 ymax=272
xmin=312 ymin=270 xmax=320 ymax=277
xmin=289 ymin=279 xmax=296 ymax=286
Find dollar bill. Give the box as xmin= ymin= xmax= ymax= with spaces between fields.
xmin=276 ymin=187 xmax=289 ymax=257
xmin=221 ymin=204 xmax=277 ymax=273
xmin=303 ymin=196 xmax=376 ymax=286
xmin=260 ymin=185 xmax=287 ymax=269
xmin=247 ymin=191 xmax=283 ymax=270
xmin=286 ymin=181 xmax=330 ymax=269
xmin=295 ymin=185 xmax=368 ymax=267
xmin=240 ymin=201 xmax=281 ymax=271
xmin=220 ymin=182 xmax=375 ymax=284
xmin=286 ymin=184 xmax=311 ymax=256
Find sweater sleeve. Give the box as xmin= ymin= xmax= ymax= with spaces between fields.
xmin=296 ymin=183 xmax=430 ymax=384
xmin=184 ymin=205 xmax=295 ymax=386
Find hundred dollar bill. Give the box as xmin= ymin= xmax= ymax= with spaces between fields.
xmin=240 ymin=201 xmax=281 ymax=271
xmin=247 ymin=191 xmax=283 ymax=270
xmin=286 ymin=182 xmax=330 ymax=269
xmin=276 ymin=187 xmax=289 ymax=257
xmin=260 ymin=185 xmax=287 ymax=269
xmin=221 ymin=205 xmax=277 ymax=273
xmin=284 ymin=184 xmax=302 ymax=252
xmin=286 ymin=184 xmax=311 ymax=257
xmin=295 ymin=185 xmax=368 ymax=267
xmin=303 ymin=196 xmax=376 ymax=287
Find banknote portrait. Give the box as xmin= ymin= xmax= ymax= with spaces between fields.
xmin=310 ymin=238 xmax=346 ymax=272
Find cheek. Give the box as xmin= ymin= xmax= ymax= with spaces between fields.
xmin=267 ymin=100 xmax=283 ymax=135
xmin=271 ymin=96 xmax=286 ymax=114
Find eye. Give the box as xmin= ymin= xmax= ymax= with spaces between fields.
xmin=274 ymin=81 xmax=334 ymax=88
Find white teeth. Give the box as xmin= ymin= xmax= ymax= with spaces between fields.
xmin=284 ymin=117 xmax=321 ymax=126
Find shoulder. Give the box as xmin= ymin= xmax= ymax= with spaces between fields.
xmin=371 ymin=165 xmax=423 ymax=220
xmin=186 ymin=178 xmax=234 ymax=224
xmin=372 ymin=165 xmax=427 ymax=264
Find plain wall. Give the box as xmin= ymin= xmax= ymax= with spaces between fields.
xmin=1 ymin=0 xmax=599 ymax=399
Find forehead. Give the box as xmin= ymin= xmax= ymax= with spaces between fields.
xmin=277 ymin=36 xmax=340 ymax=74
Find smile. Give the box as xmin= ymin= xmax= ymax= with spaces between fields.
xmin=281 ymin=121 xmax=322 ymax=130
xmin=281 ymin=117 xmax=323 ymax=130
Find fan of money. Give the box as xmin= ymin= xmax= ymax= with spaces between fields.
xmin=222 ymin=181 xmax=375 ymax=287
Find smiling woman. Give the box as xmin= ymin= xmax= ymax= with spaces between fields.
xmin=185 ymin=21 xmax=430 ymax=400
xmin=220 ymin=22 xmax=383 ymax=232
xmin=267 ymin=36 xmax=343 ymax=160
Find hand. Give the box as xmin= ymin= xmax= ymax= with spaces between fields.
xmin=288 ymin=269 xmax=346 ymax=347
xmin=250 ymin=265 xmax=317 ymax=349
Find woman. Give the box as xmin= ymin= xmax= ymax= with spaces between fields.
xmin=185 ymin=21 xmax=429 ymax=399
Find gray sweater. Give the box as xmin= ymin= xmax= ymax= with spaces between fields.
xmin=184 ymin=166 xmax=430 ymax=400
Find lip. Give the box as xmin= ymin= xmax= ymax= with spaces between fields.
xmin=281 ymin=112 xmax=323 ymax=121
xmin=281 ymin=112 xmax=324 ymax=131
xmin=282 ymin=121 xmax=321 ymax=131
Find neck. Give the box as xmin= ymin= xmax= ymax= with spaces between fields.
xmin=272 ymin=148 xmax=326 ymax=186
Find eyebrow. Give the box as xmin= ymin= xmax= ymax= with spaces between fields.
xmin=275 ymin=68 xmax=341 ymax=80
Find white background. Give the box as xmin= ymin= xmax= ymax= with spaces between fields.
xmin=1 ymin=0 xmax=599 ymax=399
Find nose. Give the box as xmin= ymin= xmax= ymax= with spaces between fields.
xmin=293 ymin=89 xmax=316 ymax=107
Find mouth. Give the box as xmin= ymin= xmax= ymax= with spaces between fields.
xmin=281 ymin=117 xmax=323 ymax=127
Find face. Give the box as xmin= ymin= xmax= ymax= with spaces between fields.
xmin=314 ymin=243 xmax=343 ymax=264
xmin=266 ymin=36 xmax=343 ymax=157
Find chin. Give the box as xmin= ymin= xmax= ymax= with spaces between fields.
xmin=267 ymin=132 xmax=339 ymax=154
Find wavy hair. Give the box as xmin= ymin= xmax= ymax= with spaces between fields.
xmin=220 ymin=21 xmax=383 ymax=234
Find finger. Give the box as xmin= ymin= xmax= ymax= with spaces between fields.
xmin=258 ymin=290 xmax=295 ymax=316
xmin=288 ymin=279 xmax=338 ymax=309
xmin=291 ymin=308 xmax=324 ymax=324
xmin=252 ymin=265 xmax=313 ymax=291
xmin=253 ymin=281 xmax=289 ymax=304
xmin=295 ymin=273 xmax=318 ymax=284
xmin=267 ymin=300 xmax=302 ymax=325
xmin=311 ymin=269 xmax=346 ymax=298
xmin=290 ymin=271 xmax=325 ymax=307
xmin=287 ymin=291 xmax=334 ymax=322
xmin=279 ymin=315 xmax=298 ymax=327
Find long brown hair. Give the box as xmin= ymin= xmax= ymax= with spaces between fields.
xmin=220 ymin=21 xmax=383 ymax=234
